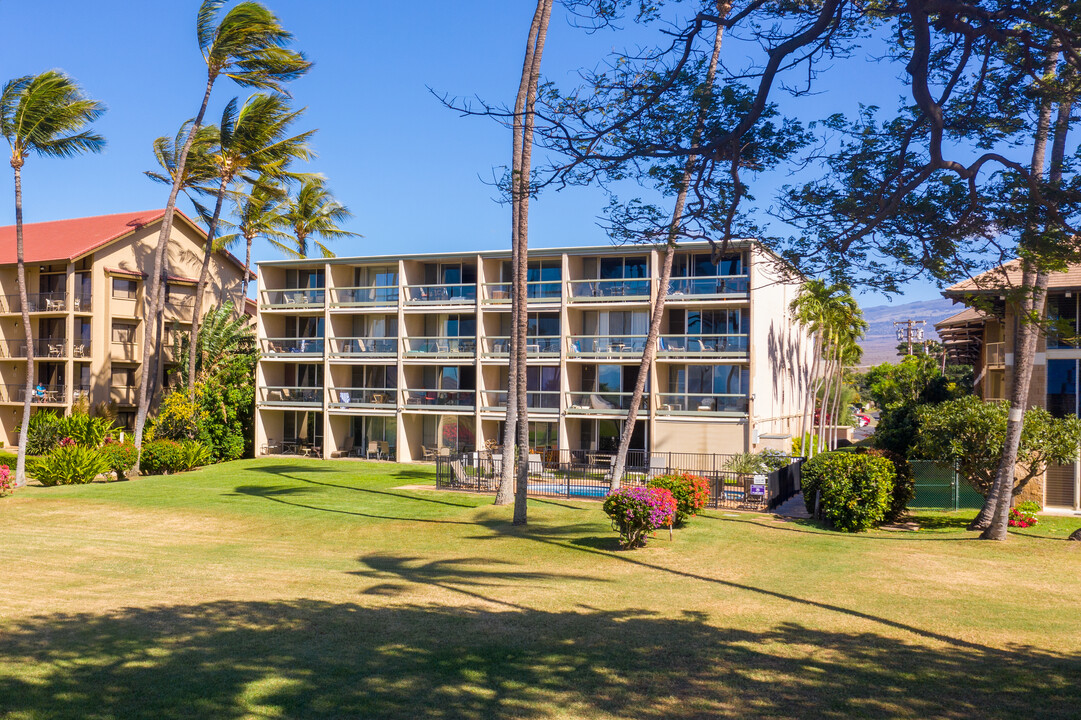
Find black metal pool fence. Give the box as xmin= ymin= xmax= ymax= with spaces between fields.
xmin=435 ymin=449 xmax=802 ymax=511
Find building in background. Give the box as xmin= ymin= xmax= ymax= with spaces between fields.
xmin=0 ymin=210 xmax=252 ymax=445
xmin=253 ymin=242 xmax=814 ymax=462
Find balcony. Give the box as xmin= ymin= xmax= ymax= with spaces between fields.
xmin=656 ymin=393 xmax=748 ymax=415
xmin=111 ymin=341 xmax=139 ymax=363
xmin=260 ymin=337 xmax=325 ymax=357
xmin=329 ymin=337 xmax=398 ymax=359
xmin=164 ymin=298 xmax=196 ymax=323
xmin=986 ymin=341 xmax=1005 ymax=368
xmin=0 ymin=338 xmax=69 ymax=359
xmin=329 ymin=285 xmax=399 ymax=308
xmin=72 ymin=341 xmax=91 ymax=359
xmin=0 ymin=384 xmax=66 ymax=404
xmin=403 ymin=283 xmax=476 ymax=305
xmin=566 ymin=392 xmax=647 ymax=414
xmin=480 ymin=336 xmax=561 ymax=358
xmin=568 ymin=279 xmax=650 ymax=302
xmin=259 ymin=288 xmax=325 ymax=310
xmin=258 ymin=386 xmax=324 ymax=407
xmin=403 ymin=336 xmax=476 ymax=358
xmin=566 ymin=335 xmax=647 ymax=359
xmin=479 ymin=390 xmax=560 ymax=413
xmin=402 ymin=388 xmax=475 ymax=410
xmin=0 ymin=292 xmax=71 ymax=314
xmin=480 ymin=280 xmax=562 ymax=304
xmin=666 ymin=275 xmax=749 ymax=299
xmin=327 ymin=387 xmax=396 ymax=409
xmin=110 ymin=386 xmax=138 ymax=405
xmin=657 ymin=334 xmax=749 ymax=359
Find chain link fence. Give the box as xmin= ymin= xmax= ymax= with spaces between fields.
xmin=909 ymin=460 xmax=985 ymax=510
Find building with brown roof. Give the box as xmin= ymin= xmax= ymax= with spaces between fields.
xmin=0 ymin=210 xmax=251 ymax=446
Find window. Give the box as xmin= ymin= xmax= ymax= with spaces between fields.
xmin=111 ymin=367 xmax=136 ymax=387
xmin=111 ymin=321 xmax=138 ymax=345
xmin=284 ymin=411 xmax=322 ymax=445
xmin=669 ymin=308 xmax=745 ymax=335
xmin=422 ymin=414 xmax=475 ymax=453
xmin=583 ymin=311 xmax=648 ymax=336
xmin=1048 ymin=359 xmax=1078 ymax=417
xmin=112 ymin=278 xmax=138 ymax=299
xmin=673 ymin=253 xmax=743 ymax=277
xmin=166 ymin=284 xmax=194 ymax=305
xmin=595 ymin=255 xmax=648 ymax=279
xmin=1047 ymin=295 xmax=1078 ymax=349
xmin=353 ymin=415 xmax=397 ymax=453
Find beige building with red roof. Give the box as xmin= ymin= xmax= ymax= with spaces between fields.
xmin=0 ymin=210 xmax=251 ymax=445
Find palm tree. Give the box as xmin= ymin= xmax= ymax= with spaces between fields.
xmin=178 ymin=301 xmax=255 ymax=381
xmin=789 ymin=280 xmax=832 ymax=455
xmin=185 ymin=94 xmax=312 ymax=392
xmin=134 ymin=0 xmax=310 ymax=467
xmin=276 ymin=175 xmax=359 ymax=258
xmin=0 ymin=72 xmax=104 ymax=486
xmin=231 ymin=176 xmax=290 ymax=304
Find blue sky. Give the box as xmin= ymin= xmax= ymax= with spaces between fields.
xmin=0 ymin=1 xmax=945 ymax=307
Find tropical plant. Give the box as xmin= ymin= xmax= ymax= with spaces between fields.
xmin=133 ymin=0 xmax=310 ymax=469
xmin=31 ymin=445 xmax=111 ymax=486
xmin=647 ymin=474 xmax=710 ymax=526
xmin=55 ymin=412 xmax=117 ymax=449
xmin=140 ymin=440 xmax=187 ymax=475
xmin=25 ymin=410 xmax=62 ymax=456
xmin=230 ymin=176 xmax=289 ymax=302
xmin=1009 ymin=501 xmax=1040 ymax=529
xmin=272 ymin=175 xmax=359 ymax=259
xmin=724 ymin=452 xmax=769 ymax=476
xmin=0 ymin=71 xmax=104 ymax=486
xmin=801 ymin=452 xmax=896 ymax=532
xmin=179 ymin=440 xmax=213 ymax=470
xmin=153 ymin=390 xmax=204 ymax=442
xmin=175 ymin=300 xmax=255 ymax=382
xmin=101 ymin=441 xmax=138 ymax=481
xmin=0 ymin=465 xmax=13 ymax=496
xmin=603 ymin=486 xmax=676 ymax=548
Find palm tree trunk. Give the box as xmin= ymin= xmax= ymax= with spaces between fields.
xmin=133 ymin=77 xmax=216 ymax=472
xmin=12 ymin=164 xmax=33 ymax=487
xmin=799 ymin=333 xmax=821 ymax=456
xmin=512 ymin=0 xmax=553 ymax=526
xmin=240 ymin=232 xmax=254 ymax=311
xmin=610 ymin=8 xmax=727 ymax=489
xmin=830 ymin=356 xmax=844 ymax=449
xmin=187 ymin=178 xmax=229 ymax=395
xmin=816 ymin=338 xmax=835 ymax=454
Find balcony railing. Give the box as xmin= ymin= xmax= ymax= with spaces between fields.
xmin=666 ymin=275 xmax=749 ymax=298
xmin=0 ymin=292 xmax=70 ymax=313
xmin=657 ymin=334 xmax=749 ymax=358
xmin=986 ymin=341 xmax=1005 ymax=367
xmin=261 ymin=337 xmax=325 ymax=357
xmin=568 ymin=279 xmax=650 ymax=301
xmin=258 ymin=386 xmax=324 ymax=406
xmin=480 ymin=336 xmax=561 ymax=358
xmin=479 ymin=390 xmax=560 ymax=412
xmin=72 ymin=341 xmax=91 ymax=359
xmin=330 ymin=285 xmax=399 ymax=307
xmin=0 ymin=338 xmax=69 ymax=359
xmin=403 ymin=283 xmax=476 ymax=305
xmin=73 ymin=294 xmax=92 ymax=312
xmin=110 ymin=386 xmax=138 ymax=405
xmin=73 ymin=385 xmax=91 ymax=401
xmin=260 ymin=288 xmax=326 ymax=309
xmin=402 ymin=388 xmax=475 ymax=409
xmin=0 ymin=384 xmax=66 ymax=403
xmin=328 ymin=387 xmax=396 ymax=408
xmin=403 ymin=336 xmax=476 ymax=357
xmin=329 ymin=337 xmax=398 ymax=358
xmin=567 ymin=335 xmax=647 ymax=358
xmin=566 ymin=392 xmax=648 ymax=413
xmin=480 ymin=280 xmax=562 ymax=304
xmin=656 ymin=393 xmax=748 ymax=415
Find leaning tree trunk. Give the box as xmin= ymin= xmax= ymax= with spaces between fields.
xmin=512 ymin=0 xmax=553 ymax=526
xmin=187 ymin=177 xmax=228 ymax=395
xmin=800 ymin=332 xmax=823 ymax=456
xmin=815 ymin=338 xmax=836 ymax=455
xmin=240 ymin=232 xmax=254 ymax=311
xmin=12 ymin=164 xmax=33 ymax=487
xmin=133 ymin=76 xmax=216 ymax=472
xmin=610 ymin=7 xmax=727 ymax=489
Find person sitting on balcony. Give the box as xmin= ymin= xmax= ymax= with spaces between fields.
xmin=34 ymin=382 xmax=46 ymax=401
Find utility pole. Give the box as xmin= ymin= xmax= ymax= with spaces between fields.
xmin=895 ymin=319 xmax=925 ymax=356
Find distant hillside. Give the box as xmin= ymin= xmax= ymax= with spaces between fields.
xmin=857 ymin=296 xmax=961 ymax=366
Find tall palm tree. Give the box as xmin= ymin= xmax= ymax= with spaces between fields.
xmin=187 ymin=94 xmax=313 ymax=392
xmin=276 ymin=175 xmax=359 ymax=258
xmin=789 ymin=279 xmax=832 ymax=455
xmin=0 ymin=71 xmax=104 ymax=486
xmin=231 ymin=175 xmax=290 ymax=304
xmin=179 ymin=300 xmax=255 ymax=381
xmin=134 ymin=0 xmax=310 ymax=467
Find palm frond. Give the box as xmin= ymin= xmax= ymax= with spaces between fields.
xmin=1 ymin=71 xmax=105 ymax=161
xmin=203 ymin=2 xmax=311 ymax=94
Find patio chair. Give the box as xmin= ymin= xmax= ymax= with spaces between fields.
xmin=366 ymin=440 xmax=380 ymax=459
xmin=438 ymin=447 xmax=451 ymax=457
xmin=647 ymin=455 xmax=669 ymax=480
xmin=48 ymin=344 xmax=63 ymax=358
xmin=378 ymin=440 xmax=391 ymax=459
xmin=331 ymin=436 xmax=355 ymax=458
xmin=421 ymin=445 xmax=436 ymax=461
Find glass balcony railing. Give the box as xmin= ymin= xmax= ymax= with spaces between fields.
xmin=666 ymin=275 xmax=749 ymax=298
xmin=329 ymin=337 xmax=398 ymax=357
xmin=657 ymin=334 xmax=749 ymax=357
xmin=260 ymin=288 xmax=325 ymax=309
xmin=403 ymin=283 xmax=476 ymax=304
xmin=479 ymin=390 xmax=560 ymax=412
xmin=480 ymin=336 xmax=561 ymax=357
xmin=328 ymin=387 xmax=396 ymax=407
xmin=330 ymin=285 xmax=398 ymax=307
xmin=567 ymin=335 xmax=647 ymax=357
xmin=260 ymin=337 xmax=325 ymax=356
xmin=480 ymin=280 xmax=562 ymax=304
xmin=402 ymin=388 xmax=475 ymax=409
xmin=403 ymin=336 xmax=476 ymax=357
xmin=0 ymin=338 xmax=69 ymax=359
xmin=0 ymin=384 xmax=66 ymax=403
xmin=258 ymin=386 xmax=324 ymax=406
xmin=565 ymin=392 xmax=647 ymax=413
xmin=568 ymin=279 xmax=650 ymax=301
xmin=656 ymin=393 xmax=748 ymax=415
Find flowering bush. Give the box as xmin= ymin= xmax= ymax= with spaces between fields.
xmin=1009 ymin=501 xmax=1040 ymax=528
xmin=101 ymin=440 xmax=138 ymax=481
xmin=647 ymin=473 xmax=711 ymax=525
xmin=0 ymin=465 xmax=13 ymax=496
xmin=59 ymin=436 xmax=76 ymax=448
xmin=603 ymin=486 xmax=677 ymax=549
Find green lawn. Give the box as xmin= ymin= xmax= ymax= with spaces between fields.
xmin=2 ymin=458 xmax=1080 ymax=719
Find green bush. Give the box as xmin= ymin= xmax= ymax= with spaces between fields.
xmin=31 ymin=445 xmax=110 ymax=486
xmin=802 ymin=452 xmax=896 ymax=532
xmin=647 ymin=473 xmax=711 ymax=526
xmin=101 ymin=441 xmax=138 ymax=481
xmin=757 ymin=448 xmax=792 ymax=472
xmin=55 ymin=412 xmax=116 ymax=448
xmin=140 ymin=439 xmax=211 ymax=475
xmin=178 ymin=440 xmax=211 ymax=470
xmin=25 ymin=410 xmax=62 ymax=455
xmin=154 ymin=391 xmax=203 ymax=441
xmin=865 ymin=448 xmax=914 ymax=523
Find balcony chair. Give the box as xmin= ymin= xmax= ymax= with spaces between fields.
xmin=338 ymin=391 xmax=351 ymax=405
xmin=421 ymin=445 xmax=436 ymax=461
xmin=378 ymin=441 xmax=391 ymax=459
xmin=48 ymin=344 xmax=63 ymax=358
xmin=365 ymin=440 xmax=380 ymax=459
xmin=697 ymin=398 xmax=716 ymax=411
xmin=331 ymin=436 xmax=355 ymax=458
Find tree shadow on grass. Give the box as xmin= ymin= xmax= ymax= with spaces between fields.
xmin=248 ymin=467 xmax=478 ymax=508
xmin=1 ymin=600 xmax=1077 ymax=719
xmin=231 ymin=485 xmax=479 ymax=525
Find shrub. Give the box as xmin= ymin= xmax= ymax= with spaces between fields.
xmin=1009 ymin=500 xmax=1040 ymax=528
xmin=0 ymin=464 xmax=12 ymax=496
xmin=801 ymin=452 xmax=896 ymax=532
xmin=864 ymin=448 xmax=914 ymax=523
xmin=31 ymin=445 xmax=110 ymax=486
xmin=154 ymin=390 xmax=203 ymax=441
xmin=724 ymin=452 xmax=767 ymax=475
xmin=178 ymin=440 xmax=211 ymax=470
xmin=101 ymin=440 xmax=138 ymax=481
xmin=25 ymin=410 xmax=62 ymax=455
xmin=603 ymin=486 xmax=677 ymax=548
xmin=647 ymin=473 xmax=711 ymax=525
xmin=55 ymin=412 xmax=116 ymax=448
xmin=140 ymin=439 xmax=211 ymax=475
xmin=757 ymin=448 xmax=791 ymax=472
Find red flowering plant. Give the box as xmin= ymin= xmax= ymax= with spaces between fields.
xmin=58 ymin=437 xmax=76 ymax=448
xmin=603 ymin=486 xmax=678 ymax=548
xmin=0 ymin=464 xmax=13 ymax=496
xmin=1008 ymin=501 xmax=1040 ymax=529
xmin=647 ymin=473 xmax=711 ymax=526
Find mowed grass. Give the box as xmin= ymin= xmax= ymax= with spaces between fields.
xmin=2 ymin=458 xmax=1080 ymax=719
